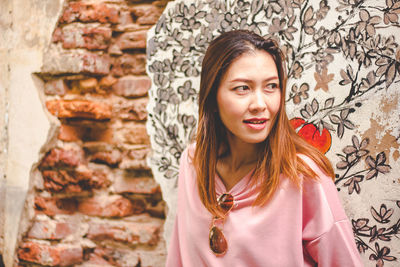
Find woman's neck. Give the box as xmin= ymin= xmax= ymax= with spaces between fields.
xmin=225 ymin=134 xmax=260 ymax=168
xmin=216 ymin=135 xmax=262 ymax=191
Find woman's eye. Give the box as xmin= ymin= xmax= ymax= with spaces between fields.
xmin=265 ymin=83 xmax=279 ymax=91
xmin=233 ymin=85 xmax=249 ymax=92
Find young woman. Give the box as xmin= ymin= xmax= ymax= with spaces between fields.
xmin=166 ymin=30 xmax=363 ymax=266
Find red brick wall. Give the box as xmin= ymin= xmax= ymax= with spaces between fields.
xmin=17 ymin=1 xmax=170 ymax=266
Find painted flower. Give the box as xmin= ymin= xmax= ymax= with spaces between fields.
xmin=369 ymin=243 xmax=397 ymax=267
xmin=371 ymin=204 xmax=394 ymax=224
xmin=329 ymin=108 xmax=355 ymax=138
xmin=205 ymin=8 xmax=225 ymax=31
xmin=289 ymin=61 xmax=303 ymax=79
xmin=178 ymin=114 xmax=196 ymax=130
xmin=154 ymin=102 xmax=166 ymax=115
xmin=356 ymin=9 xmax=381 ymax=37
xmin=352 ymin=218 xmax=370 ymax=232
xmin=175 ymin=3 xmax=205 ymax=31
xmin=181 ymin=36 xmax=196 ymax=55
xmin=264 ymin=0 xmax=282 ymax=18
xmin=220 ymin=12 xmax=240 ymax=31
xmin=234 ymin=0 xmax=251 ymax=19
xmin=178 ymin=80 xmax=196 ymax=101
xmin=383 ymin=0 xmax=400 ymax=25
xmin=336 ymin=135 xmax=369 ymax=169
xmin=365 ymin=152 xmax=391 ymax=180
xmin=268 ymin=17 xmax=297 ymax=41
xmin=343 ymin=175 xmax=363 ymax=194
xmin=316 ymin=0 xmax=330 ymax=20
xmin=369 ymin=225 xmax=390 ymax=242
xmin=313 ymin=26 xmax=329 ymax=47
xmin=290 ymin=83 xmax=309 ymax=104
xmin=180 ymin=60 xmax=200 ymax=77
xmin=356 ymin=239 xmax=368 ymax=253
xmin=167 ymin=124 xmax=179 ymax=140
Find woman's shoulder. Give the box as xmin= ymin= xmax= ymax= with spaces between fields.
xmin=297 ymin=154 xmax=348 ymax=221
xmin=296 ymin=153 xmax=332 ymax=182
xmin=179 ymin=142 xmax=196 ymax=168
xmin=181 ymin=142 xmax=196 ymax=159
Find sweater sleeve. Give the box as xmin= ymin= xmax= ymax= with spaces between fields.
xmin=165 ymin=214 xmax=183 ymax=267
xmin=300 ymin=155 xmax=363 ymax=267
xmin=305 ymin=220 xmax=364 ymax=267
xmin=165 ymin=146 xmax=192 ymax=267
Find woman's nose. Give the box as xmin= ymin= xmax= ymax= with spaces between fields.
xmin=249 ymin=89 xmax=267 ymax=112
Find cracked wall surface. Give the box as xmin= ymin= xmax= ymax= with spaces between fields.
xmin=0 ymin=0 xmax=65 ymax=266
xmin=1 ymin=0 xmax=171 ymax=266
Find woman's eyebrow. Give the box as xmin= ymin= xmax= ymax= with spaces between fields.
xmin=228 ymin=76 xmax=279 ymax=83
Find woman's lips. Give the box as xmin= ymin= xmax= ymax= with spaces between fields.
xmin=243 ymin=118 xmax=268 ymax=130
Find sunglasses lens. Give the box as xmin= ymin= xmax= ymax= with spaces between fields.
xmin=210 ymin=194 xmax=233 ymax=255
xmin=209 ymin=226 xmax=227 ymax=255
xmin=218 ymin=193 xmax=234 ymax=214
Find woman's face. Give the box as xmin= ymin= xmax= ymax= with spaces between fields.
xmin=216 ymin=49 xmax=281 ymax=146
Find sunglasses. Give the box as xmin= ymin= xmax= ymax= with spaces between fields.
xmin=209 ymin=193 xmax=234 ymax=255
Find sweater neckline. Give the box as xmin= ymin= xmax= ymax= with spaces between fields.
xmin=215 ymin=168 xmax=256 ymax=197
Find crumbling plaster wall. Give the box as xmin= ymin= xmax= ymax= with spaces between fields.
xmin=0 ymin=1 xmax=63 ymax=266
xmin=2 ymin=0 xmax=171 ymax=266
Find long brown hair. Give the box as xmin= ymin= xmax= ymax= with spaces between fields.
xmin=193 ymin=30 xmax=334 ymax=218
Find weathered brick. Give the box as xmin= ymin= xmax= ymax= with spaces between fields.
xmin=116 ymin=30 xmax=147 ymax=50
xmin=41 ymin=168 xmax=109 ymax=193
xmin=86 ymin=251 xmax=114 ymax=266
xmin=60 ymin=2 xmax=119 ymax=24
xmin=81 ymin=53 xmax=111 ymax=75
xmin=153 ymin=0 xmax=171 ymax=7
xmin=42 ymin=50 xmax=111 ymax=75
xmin=52 ymin=27 xmax=62 ymax=43
xmin=111 ymin=54 xmax=146 ymax=76
xmin=79 ymin=77 xmax=98 ymax=92
xmin=82 ymin=141 xmax=115 ymax=153
xmin=146 ymin=201 xmax=166 ymax=219
xmin=87 ymin=220 xmax=160 ymax=245
xmin=112 ymin=75 xmax=151 ymax=98
xmin=117 ymin=10 xmax=134 ymax=27
xmin=46 ymin=99 xmax=112 ymax=120
xmin=44 ymin=79 xmax=68 ymax=96
xmin=18 ymin=241 xmax=83 ymax=266
xmin=120 ymin=146 xmax=150 ymax=170
xmin=42 ymin=171 xmax=69 ymax=192
xmin=86 ymin=170 xmax=111 ymax=189
xmin=78 ymin=195 xmax=141 ymax=217
xmin=114 ymin=97 xmax=148 ymax=121
xmin=131 ymin=4 xmax=163 ymax=25
xmin=42 ymin=170 xmax=80 ymax=187
xmin=108 ymin=43 xmax=123 ymax=56
xmin=91 ymin=247 xmax=139 ymax=267
xmin=40 ymin=147 xmax=85 ymax=169
xmin=54 ymin=25 xmax=112 ymax=50
xmin=137 ymin=248 xmax=167 ymax=267
xmin=34 ymin=196 xmax=78 ymax=216
xmin=99 ymin=75 xmax=117 ymax=90
xmin=58 ymin=124 xmax=82 ymax=142
xmin=113 ymin=23 xmax=152 ymax=35
xmin=114 ymin=176 xmax=159 ymax=194
xmin=68 ymin=77 xmax=110 ymax=95
xmin=114 ymin=122 xmax=150 ymax=145
xmin=27 ymin=217 xmax=77 ymax=240
xmin=89 ymin=150 xmax=122 ymax=166
xmin=58 ymin=124 xmax=114 ymax=143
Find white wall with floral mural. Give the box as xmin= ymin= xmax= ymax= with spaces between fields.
xmin=146 ymin=0 xmax=400 ymax=266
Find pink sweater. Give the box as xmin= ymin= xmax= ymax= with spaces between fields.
xmin=166 ymin=145 xmax=363 ymax=266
